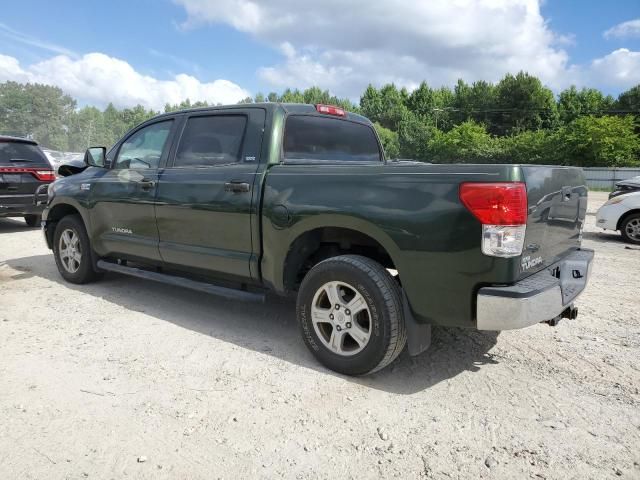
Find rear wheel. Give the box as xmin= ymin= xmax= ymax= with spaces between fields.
xmin=24 ymin=215 xmax=40 ymax=227
xmin=297 ymin=255 xmax=406 ymax=376
xmin=620 ymin=213 xmax=640 ymax=245
xmin=53 ymin=215 xmax=103 ymax=284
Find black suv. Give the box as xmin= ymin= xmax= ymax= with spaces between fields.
xmin=0 ymin=136 xmax=55 ymax=226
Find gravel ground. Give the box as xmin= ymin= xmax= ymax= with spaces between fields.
xmin=0 ymin=191 xmax=638 ymax=479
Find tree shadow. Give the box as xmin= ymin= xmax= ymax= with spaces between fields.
xmin=0 ymin=218 xmax=37 ymax=233
xmin=2 ymin=254 xmax=500 ymax=395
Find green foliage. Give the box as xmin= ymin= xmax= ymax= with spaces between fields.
xmin=497 ymin=129 xmax=558 ymax=164
xmin=0 ymin=81 xmax=76 ymax=150
xmin=558 ymin=86 xmax=615 ymax=124
xmin=397 ymin=112 xmax=436 ymax=161
xmin=275 ymin=87 xmax=356 ymax=111
xmin=557 ymin=115 xmax=640 ymax=167
xmin=452 ymin=80 xmax=497 ymax=127
xmin=361 ymin=84 xmax=409 ymax=130
xmin=493 ymin=72 xmax=558 ymax=135
xmin=427 ymin=121 xmax=501 ymax=163
xmin=616 ymin=85 xmax=640 ymax=112
xmin=373 ymin=122 xmax=400 ymax=159
xmin=0 ymin=76 xmax=638 ymax=167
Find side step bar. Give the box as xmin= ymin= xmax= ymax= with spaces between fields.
xmin=96 ymin=260 xmax=265 ymax=303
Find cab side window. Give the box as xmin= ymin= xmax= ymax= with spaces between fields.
xmin=174 ymin=115 xmax=247 ymax=167
xmin=114 ymin=121 xmax=173 ymax=170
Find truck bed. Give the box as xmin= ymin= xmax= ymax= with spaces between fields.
xmin=261 ymin=162 xmax=588 ymax=328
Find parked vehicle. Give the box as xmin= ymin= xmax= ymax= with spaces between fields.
xmin=42 ymin=103 xmax=594 ymax=375
xmin=0 ymin=136 xmax=55 ymax=226
xmin=608 ymin=176 xmax=640 ymax=199
xmin=596 ymin=191 xmax=640 ymax=244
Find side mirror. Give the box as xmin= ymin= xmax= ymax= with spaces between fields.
xmin=84 ymin=147 xmax=106 ymax=168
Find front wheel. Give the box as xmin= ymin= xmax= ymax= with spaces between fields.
xmin=620 ymin=213 xmax=640 ymax=244
xmin=297 ymin=255 xmax=407 ymax=376
xmin=53 ymin=215 xmax=103 ymax=284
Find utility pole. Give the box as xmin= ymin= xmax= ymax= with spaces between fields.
xmin=432 ymin=108 xmax=443 ymax=129
xmin=86 ymin=118 xmax=94 ymax=149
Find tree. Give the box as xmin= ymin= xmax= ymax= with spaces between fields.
xmin=497 ymin=129 xmax=558 ymax=165
xmin=366 ymin=84 xmax=409 ymax=130
xmin=397 ymin=112 xmax=436 ymax=161
xmin=0 ymin=81 xmax=76 ymax=150
xmin=374 ymin=122 xmax=400 ymax=159
xmin=558 ymin=115 xmax=640 ymax=167
xmin=407 ymin=82 xmax=455 ymax=129
xmin=360 ymin=84 xmax=383 ymax=123
xmin=616 ymin=85 xmax=640 ymax=113
xmin=452 ymin=80 xmax=497 ymax=128
xmin=68 ymin=106 xmax=107 ymax=150
xmin=427 ymin=121 xmax=500 ymax=163
xmin=558 ymin=86 xmax=615 ymax=124
xmin=493 ymin=72 xmax=558 ymax=135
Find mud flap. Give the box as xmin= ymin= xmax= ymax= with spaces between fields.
xmin=403 ymin=290 xmax=431 ymax=356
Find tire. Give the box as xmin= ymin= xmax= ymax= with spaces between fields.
xmin=297 ymin=255 xmax=407 ymax=376
xmin=620 ymin=213 xmax=640 ymax=245
xmin=53 ymin=215 xmax=103 ymax=284
xmin=24 ymin=215 xmax=40 ymax=227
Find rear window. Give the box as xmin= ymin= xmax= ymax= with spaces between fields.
xmin=0 ymin=141 xmax=49 ymax=166
xmin=284 ymin=115 xmax=381 ymax=162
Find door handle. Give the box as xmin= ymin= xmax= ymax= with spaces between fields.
xmin=224 ymin=182 xmax=251 ymax=193
xmin=139 ymin=179 xmax=156 ymax=191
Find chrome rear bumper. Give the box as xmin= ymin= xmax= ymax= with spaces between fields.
xmin=476 ymin=249 xmax=594 ymax=331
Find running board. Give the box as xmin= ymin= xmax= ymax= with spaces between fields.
xmin=96 ymin=260 xmax=265 ymax=303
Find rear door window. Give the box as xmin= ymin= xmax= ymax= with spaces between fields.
xmin=0 ymin=141 xmax=49 ymax=166
xmin=174 ymin=115 xmax=247 ymax=167
xmin=284 ymin=115 xmax=381 ymax=162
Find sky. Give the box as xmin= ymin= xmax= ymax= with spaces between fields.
xmin=0 ymin=0 xmax=638 ymax=110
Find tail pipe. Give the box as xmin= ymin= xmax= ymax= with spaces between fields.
xmin=545 ymin=305 xmax=578 ymax=326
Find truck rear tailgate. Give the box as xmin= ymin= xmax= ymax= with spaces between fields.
xmin=520 ymin=166 xmax=588 ymax=279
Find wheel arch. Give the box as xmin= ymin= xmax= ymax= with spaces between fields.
xmin=616 ymin=208 xmax=640 ymax=231
xmin=43 ymin=200 xmax=89 ymax=249
xmin=279 ymin=216 xmax=401 ymax=293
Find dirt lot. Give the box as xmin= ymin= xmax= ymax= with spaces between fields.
xmin=0 ymin=191 xmax=638 ymax=479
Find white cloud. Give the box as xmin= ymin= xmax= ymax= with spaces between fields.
xmin=589 ymin=48 xmax=640 ymax=88
xmin=603 ymin=19 xmax=640 ymax=39
xmin=0 ymin=52 xmax=250 ymax=110
xmin=175 ymin=0 xmax=640 ymax=96
xmin=175 ymin=0 xmax=575 ymax=95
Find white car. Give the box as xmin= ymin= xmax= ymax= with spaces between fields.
xmin=596 ymin=191 xmax=640 ymax=244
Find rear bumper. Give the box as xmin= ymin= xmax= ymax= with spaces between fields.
xmin=0 ymin=195 xmax=45 ymax=217
xmin=0 ymin=186 xmax=49 ymax=217
xmin=476 ymin=248 xmax=594 ymax=330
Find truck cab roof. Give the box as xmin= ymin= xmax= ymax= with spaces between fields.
xmin=150 ymin=102 xmax=372 ymax=126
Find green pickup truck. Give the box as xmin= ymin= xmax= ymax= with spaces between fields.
xmin=42 ymin=103 xmax=594 ymax=375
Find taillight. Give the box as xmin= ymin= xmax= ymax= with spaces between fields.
xmin=34 ymin=170 xmax=55 ymax=181
xmin=0 ymin=167 xmax=55 ymax=182
xmin=316 ymin=104 xmax=346 ymax=117
xmin=459 ymin=182 xmax=528 ymax=258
